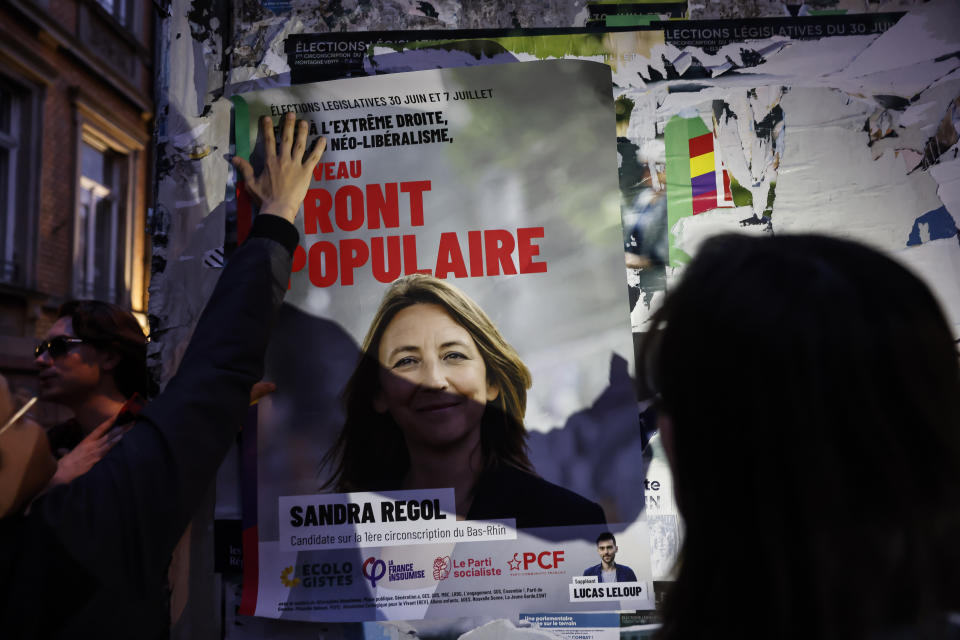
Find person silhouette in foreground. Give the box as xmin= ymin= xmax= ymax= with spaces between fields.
xmin=639 ymin=233 xmax=960 ymax=640
xmin=0 ymin=110 xmax=324 ymax=639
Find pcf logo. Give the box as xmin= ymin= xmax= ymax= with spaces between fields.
xmin=507 ymin=550 xmax=565 ymax=572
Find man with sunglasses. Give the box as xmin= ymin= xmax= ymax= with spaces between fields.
xmin=35 ymin=300 xmax=147 ymax=485
xmin=1 ymin=112 xmax=325 ymax=638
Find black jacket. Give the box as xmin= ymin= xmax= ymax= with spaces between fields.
xmin=468 ymin=464 xmax=607 ymax=529
xmin=0 ymin=216 xmax=297 ymax=638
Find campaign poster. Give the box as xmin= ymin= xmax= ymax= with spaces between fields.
xmin=233 ymin=60 xmax=652 ymax=621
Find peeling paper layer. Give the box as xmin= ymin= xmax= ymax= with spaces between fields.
xmin=896 ymin=238 xmax=960 ymax=338
xmin=617 ymin=0 xmax=960 ymax=333
xmin=774 ymin=87 xmax=945 ymax=248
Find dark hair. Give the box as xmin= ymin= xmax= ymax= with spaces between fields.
xmin=639 ymin=234 xmax=960 ymax=639
xmin=596 ymin=531 xmax=616 ymax=546
xmin=58 ymin=300 xmax=147 ymax=399
xmin=322 ymin=274 xmax=534 ymax=491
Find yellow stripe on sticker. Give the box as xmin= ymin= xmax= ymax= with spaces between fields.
xmin=689 ymin=151 xmax=715 ymax=178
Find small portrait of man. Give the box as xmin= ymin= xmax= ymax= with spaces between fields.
xmin=583 ymin=531 xmax=637 ymax=582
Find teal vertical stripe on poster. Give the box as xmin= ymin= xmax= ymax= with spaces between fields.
xmin=231 ymin=95 xmax=251 ymax=161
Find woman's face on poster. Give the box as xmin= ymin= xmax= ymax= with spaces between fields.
xmin=374 ymin=303 xmax=499 ymax=450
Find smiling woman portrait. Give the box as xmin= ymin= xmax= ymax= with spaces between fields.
xmin=322 ymin=274 xmax=606 ymax=528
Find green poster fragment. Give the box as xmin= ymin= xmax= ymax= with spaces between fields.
xmin=230 ymin=95 xmax=251 ymax=161
xmin=400 ymin=33 xmax=612 ymax=60
xmin=728 ymin=175 xmax=753 ymax=208
xmin=605 ymin=14 xmax=661 ymax=27
xmin=664 ymin=115 xmax=709 ymax=266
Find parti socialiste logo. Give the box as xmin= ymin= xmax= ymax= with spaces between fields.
xmin=434 ymin=556 xmax=451 ymax=580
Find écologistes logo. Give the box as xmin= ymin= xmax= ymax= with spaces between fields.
xmin=279 ymin=561 xmax=353 ymax=588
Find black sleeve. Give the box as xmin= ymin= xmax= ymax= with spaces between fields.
xmin=31 ymin=216 xmax=296 ymax=592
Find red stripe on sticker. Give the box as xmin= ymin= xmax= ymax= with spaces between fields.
xmin=688 ymin=132 xmax=714 ymax=158
xmin=692 ymin=190 xmax=718 ymax=215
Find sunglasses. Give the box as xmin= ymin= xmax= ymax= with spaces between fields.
xmin=35 ymin=336 xmax=86 ymax=359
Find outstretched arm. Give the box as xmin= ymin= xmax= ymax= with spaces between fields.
xmin=33 ymin=111 xmax=324 ymax=592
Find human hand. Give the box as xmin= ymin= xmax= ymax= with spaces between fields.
xmin=250 ymin=380 xmax=277 ymax=404
xmin=48 ymin=414 xmax=129 ymax=487
xmin=231 ymin=111 xmax=326 ymax=223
